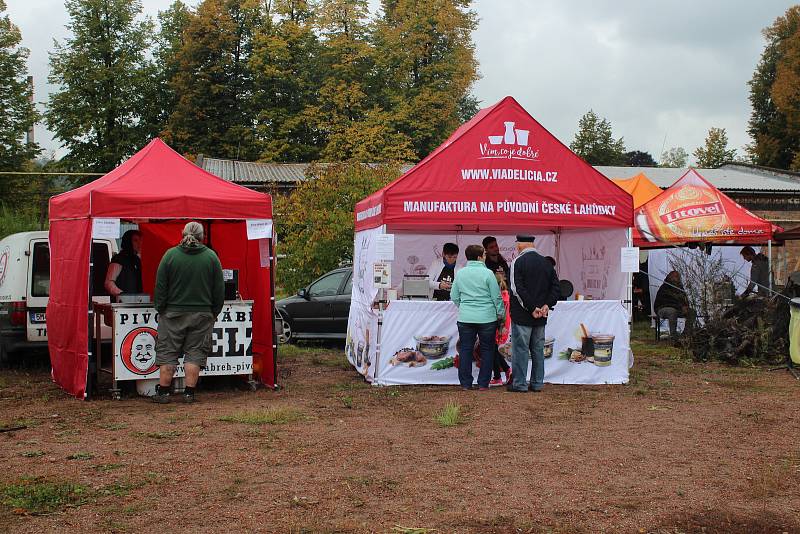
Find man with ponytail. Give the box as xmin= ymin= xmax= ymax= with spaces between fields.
xmin=152 ymin=222 xmax=225 ymax=403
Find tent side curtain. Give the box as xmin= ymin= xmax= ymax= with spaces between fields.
xmin=46 ymin=219 xmax=92 ymax=398
xmin=633 ymin=168 xmax=777 ymax=246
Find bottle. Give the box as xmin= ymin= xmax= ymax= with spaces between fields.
xmin=503 ymin=121 xmax=516 ymax=144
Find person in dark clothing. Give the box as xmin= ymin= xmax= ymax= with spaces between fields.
xmin=105 ymin=230 xmax=142 ymax=301
xmin=482 ymin=236 xmax=510 ymax=283
xmin=428 ymin=243 xmax=460 ymax=301
xmin=153 ymin=222 xmax=225 ymax=404
xmin=654 ymin=270 xmax=692 ymax=339
xmin=740 ymin=246 xmax=770 ymax=297
xmin=507 ymin=235 xmax=561 ymax=393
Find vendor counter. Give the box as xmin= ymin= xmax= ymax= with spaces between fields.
xmin=374 ymin=299 xmax=631 ymax=386
xmin=94 ymin=300 xmax=254 ymax=395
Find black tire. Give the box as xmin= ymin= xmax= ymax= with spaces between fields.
xmin=277 ymin=313 xmax=293 ymax=344
xmin=0 ymin=342 xmax=10 ymax=366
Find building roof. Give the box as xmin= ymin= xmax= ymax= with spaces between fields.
xmin=596 ymin=164 xmax=800 ymax=193
xmin=198 ymin=156 xmax=800 ymax=193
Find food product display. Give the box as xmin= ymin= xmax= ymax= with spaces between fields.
xmin=389 ymin=348 xmax=427 ymax=367
xmin=544 ymin=338 xmax=555 ymax=358
xmin=430 ymin=356 xmax=454 ymax=370
xmin=414 ymin=335 xmax=450 ymax=359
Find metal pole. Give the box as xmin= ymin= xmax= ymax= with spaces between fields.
xmin=270 ymin=236 xmax=278 ymax=390
xmin=627 ymin=228 xmax=634 ymax=322
xmin=768 ymin=240 xmax=773 ymax=293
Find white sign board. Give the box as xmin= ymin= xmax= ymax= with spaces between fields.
xmin=92 ymin=218 xmax=120 ymax=239
xmin=246 ymin=219 xmax=273 ymax=240
xmin=620 ymin=247 xmax=640 ymax=273
xmin=113 ymin=302 xmax=254 ymax=381
xmin=373 ymin=262 xmax=391 ymax=289
xmin=375 ymin=234 xmax=395 ymax=261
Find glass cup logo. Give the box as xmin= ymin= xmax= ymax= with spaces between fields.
xmin=637 ymin=185 xmax=727 ymax=242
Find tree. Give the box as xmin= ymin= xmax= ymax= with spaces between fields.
xmin=0 ymin=0 xmax=39 ymax=180
xmin=371 ymin=0 xmax=479 ymax=159
xmin=569 ymin=110 xmax=626 ymax=165
xmin=660 ymin=146 xmax=688 ymax=168
xmin=164 ymin=0 xmax=261 ymax=160
xmin=276 ymin=162 xmax=400 ymax=292
xmin=142 ymin=1 xmax=192 ymax=136
xmin=251 ymin=0 xmax=324 ymax=162
xmin=624 ymin=150 xmax=656 ymax=167
xmin=693 ymin=127 xmax=736 ymax=168
xmin=45 ymin=0 xmax=154 ymax=173
xmin=747 ymin=6 xmax=800 ymax=170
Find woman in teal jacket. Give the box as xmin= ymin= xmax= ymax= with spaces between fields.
xmin=450 ymin=244 xmax=505 ymax=390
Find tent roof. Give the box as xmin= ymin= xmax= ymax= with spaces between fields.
xmin=355 ymin=96 xmax=632 ymax=232
xmin=611 ymin=173 xmax=662 ymax=208
xmin=50 ymin=139 xmax=272 ymax=221
xmin=634 ymin=168 xmax=777 ymax=246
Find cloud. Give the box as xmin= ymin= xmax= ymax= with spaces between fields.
xmin=5 ymin=0 xmax=797 ymax=164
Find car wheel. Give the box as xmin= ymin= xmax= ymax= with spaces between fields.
xmin=0 ymin=343 xmax=10 ymax=366
xmin=277 ymin=314 xmax=293 ymax=344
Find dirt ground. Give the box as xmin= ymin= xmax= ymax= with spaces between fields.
xmin=1 ymin=324 xmax=799 ymax=534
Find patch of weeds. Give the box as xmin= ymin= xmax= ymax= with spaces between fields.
xmin=1 ymin=477 xmax=89 ymax=515
xmin=122 ymin=503 xmax=146 ymax=516
xmin=1 ymin=418 xmax=39 ymax=430
xmin=219 ymin=406 xmax=305 ymax=426
xmin=93 ymin=463 xmax=125 ymax=472
xmin=134 ymin=430 xmax=181 ymax=440
xmin=341 ymin=396 xmax=354 ymax=409
xmin=21 ymin=450 xmax=45 ymax=458
xmin=392 ymin=526 xmax=437 ymax=534
xmin=97 ymin=482 xmax=136 ymax=498
xmin=434 ymin=401 xmax=463 ymax=427
xmin=66 ymin=452 xmax=94 ymax=461
xmin=101 ymin=422 xmax=128 ymax=431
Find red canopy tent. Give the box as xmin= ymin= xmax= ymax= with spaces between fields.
xmin=48 ymin=139 xmax=275 ymax=398
xmin=355 ymin=96 xmax=633 ymax=232
xmin=633 ymin=168 xmax=778 ymax=247
xmin=349 ymin=96 xmax=636 ymax=387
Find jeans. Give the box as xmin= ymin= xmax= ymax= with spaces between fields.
xmin=456 ymin=321 xmax=497 ymax=389
xmin=511 ymin=322 xmax=546 ymax=391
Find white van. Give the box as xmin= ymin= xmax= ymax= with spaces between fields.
xmin=0 ymin=231 xmax=118 ymax=363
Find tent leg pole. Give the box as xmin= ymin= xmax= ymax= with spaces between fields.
xmin=86 ymin=248 xmax=94 ymax=400
xmin=270 ymin=237 xmax=278 ymax=390
xmin=768 ymin=240 xmax=773 ymax=294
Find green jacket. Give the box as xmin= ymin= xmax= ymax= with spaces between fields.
xmin=154 ymin=243 xmax=225 ymax=317
xmin=450 ymin=260 xmax=505 ymax=324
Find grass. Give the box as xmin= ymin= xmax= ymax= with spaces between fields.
xmin=20 ymin=450 xmax=45 ymax=458
xmin=66 ymin=452 xmax=94 ymax=461
xmin=219 ymin=406 xmax=305 ymax=426
xmin=134 ymin=430 xmax=181 ymax=440
xmin=1 ymin=478 xmax=89 ymax=515
xmin=341 ymin=396 xmax=354 ymax=409
xmin=434 ymin=401 xmax=463 ymax=427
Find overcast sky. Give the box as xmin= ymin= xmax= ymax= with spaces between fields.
xmin=6 ymin=0 xmax=798 ymax=165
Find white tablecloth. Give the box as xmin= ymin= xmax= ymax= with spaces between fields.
xmin=376 ymin=299 xmax=630 ymax=386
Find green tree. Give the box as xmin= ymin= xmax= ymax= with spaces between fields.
xmin=143 ymin=1 xmax=192 ymax=136
xmin=371 ymin=0 xmax=479 ymax=159
xmin=569 ymin=110 xmax=626 ymax=165
xmin=693 ymin=127 xmax=736 ymax=168
xmin=659 ymin=146 xmax=688 ymax=168
xmin=164 ymin=0 xmax=261 ymax=160
xmin=0 ymin=0 xmax=39 ymax=179
xmin=310 ymin=0 xmax=414 ymax=161
xmin=251 ymin=0 xmax=324 ymax=162
xmin=748 ymin=6 xmax=800 ymax=170
xmin=45 ymin=0 xmax=154 ymax=173
xmin=624 ymin=150 xmax=656 ymax=167
xmin=276 ymin=162 xmax=399 ymax=292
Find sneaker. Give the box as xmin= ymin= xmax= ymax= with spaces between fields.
xmin=183 ymin=390 xmax=196 ymax=404
xmin=152 ymin=385 xmax=171 ymax=404
xmin=489 ymin=378 xmax=504 ymax=387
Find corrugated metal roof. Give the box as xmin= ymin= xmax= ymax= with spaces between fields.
xmin=201 ymin=157 xmax=800 ymax=193
xmin=595 ymin=164 xmax=800 ymax=192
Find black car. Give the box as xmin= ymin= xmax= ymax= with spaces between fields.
xmin=275 ymin=267 xmax=352 ymax=343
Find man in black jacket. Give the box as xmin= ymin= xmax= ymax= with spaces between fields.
xmin=507 ymin=235 xmax=560 ymax=392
